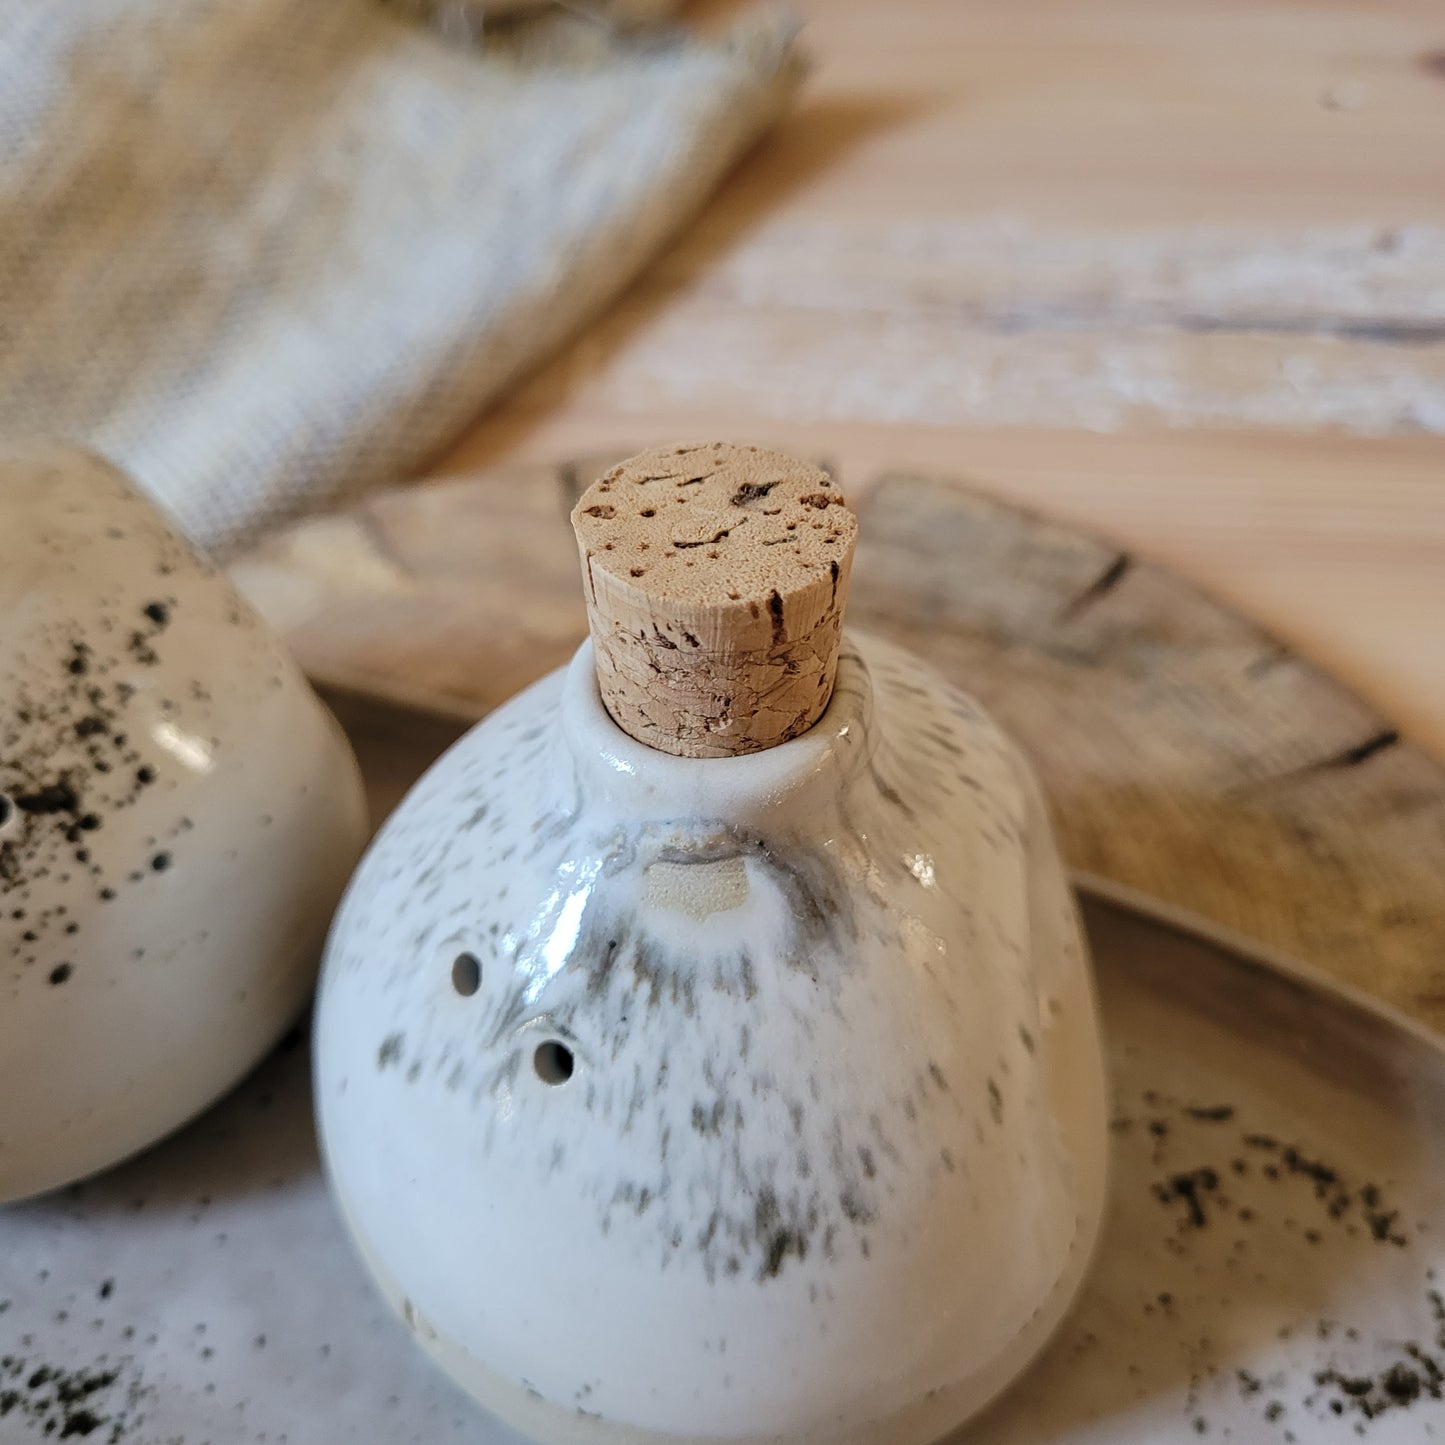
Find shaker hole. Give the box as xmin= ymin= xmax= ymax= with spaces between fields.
xmin=534 ymin=1041 xmax=574 ymax=1085
xmin=451 ymin=952 xmax=481 ymax=996
xmin=0 ymin=794 xmax=12 ymax=832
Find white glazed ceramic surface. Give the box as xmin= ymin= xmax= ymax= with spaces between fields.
xmin=315 ymin=635 xmax=1108 ymax=1445
xmin=4 ymin=892 xmax=1444 ymax=1444
xmin=0 ymin=442 xmax=369 ymax=1204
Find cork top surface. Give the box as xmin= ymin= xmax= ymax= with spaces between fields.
xmin=571 ymin=442 xmax=856 ymax=607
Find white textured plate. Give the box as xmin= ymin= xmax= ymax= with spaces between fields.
xmin=1 ymin=704 xmax=1443 ymax=1445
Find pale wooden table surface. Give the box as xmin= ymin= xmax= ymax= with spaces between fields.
xmin=437 ymin=0 xmax=1445 ymax=754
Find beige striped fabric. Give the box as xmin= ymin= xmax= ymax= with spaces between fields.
xmin=0 ymin=1 xmax=800 ymax=557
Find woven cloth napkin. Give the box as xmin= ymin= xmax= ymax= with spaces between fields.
xmin=0 ymin=0 xmax=800 ymax=557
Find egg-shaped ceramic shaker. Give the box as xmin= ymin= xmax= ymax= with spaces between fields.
xmin=0 ymin=442 xmax=368 ymax=1203
xmin=316 ymin=443 xmax=1108 ymax=1445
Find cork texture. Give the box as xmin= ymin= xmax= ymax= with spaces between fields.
xmin=570 ymin=441 xmax=858 ymax=757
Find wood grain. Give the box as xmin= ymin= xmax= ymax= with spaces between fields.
xmin=232 ymin=455 xmax=1445 ymax=1034
xmin=463 ymin=0 xmax=1445 ymax=439
xmin=437 ymin=0 xmax=1445 ymax=767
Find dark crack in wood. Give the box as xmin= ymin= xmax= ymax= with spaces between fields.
xmin=1058 ymin=553 xmax=1132 ymax=622
xmin=1324 ymin=729 xmax=1401 ymax=768
xmin=1236 ymin=729 xmax=1402 ymax=795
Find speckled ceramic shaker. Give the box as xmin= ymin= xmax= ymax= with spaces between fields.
xmin=0 ymin=443 xmax=369 ymax=1204
xmin=315 ymin=444 xmax=1108 ymax=1445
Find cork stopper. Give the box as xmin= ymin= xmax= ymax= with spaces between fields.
xmin=570 ymin=442 xmax=858 ymax=758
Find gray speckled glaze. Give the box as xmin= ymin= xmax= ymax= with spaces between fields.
xmin=0 ymin=442 xmax=368 ymax=1203
xmin=315 ymin=634 xmax=1108 ymax=1445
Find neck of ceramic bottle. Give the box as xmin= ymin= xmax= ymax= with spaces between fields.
xmin=559 ymin=638 xmax=877 ymax=831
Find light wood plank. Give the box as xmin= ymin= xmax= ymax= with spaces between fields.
xmin=432 ymin=0 xmax=1445 ymax=754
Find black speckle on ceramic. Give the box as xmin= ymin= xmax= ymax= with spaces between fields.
xmin=0 ymin=442 xmax=369 ymax=1203
xmin=316 ymin=634 xmax=1107 ymax=1442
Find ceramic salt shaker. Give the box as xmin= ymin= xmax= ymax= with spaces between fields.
xmin=0 ymin=442 xmax=368 ymax=1204
xmin=315 ymin=443 xmax=1108 ymax=1444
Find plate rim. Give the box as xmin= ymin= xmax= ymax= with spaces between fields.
xmin=1074 ymin=868 xmax=1445 ymax=1062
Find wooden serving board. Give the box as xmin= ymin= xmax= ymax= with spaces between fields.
xmin=232 ymin=457 xmax=1445 ymax=1034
